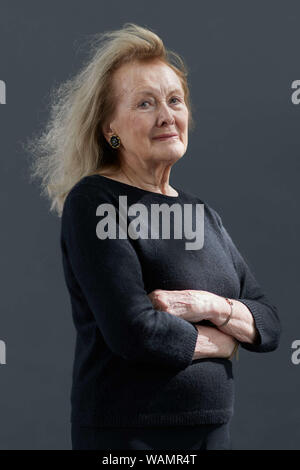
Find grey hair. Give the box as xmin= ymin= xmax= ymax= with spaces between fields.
xmin=24 ymin=22 xmax=195 ymax=217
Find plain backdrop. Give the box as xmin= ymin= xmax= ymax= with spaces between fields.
xmin=0 ymin=0 xmax=299 ymax=449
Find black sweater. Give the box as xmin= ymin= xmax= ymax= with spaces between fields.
xmin=60 ymin=174 xmax=281 ymax=427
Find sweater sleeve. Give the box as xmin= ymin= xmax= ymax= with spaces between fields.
xmin=211 ymin=206 xmax=281 ymax=353
xmin=62 ymin=190 xmax=198 ymax=370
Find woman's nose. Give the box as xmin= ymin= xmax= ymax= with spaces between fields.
xmin=156 ymin=103 xmax=175 ymax=126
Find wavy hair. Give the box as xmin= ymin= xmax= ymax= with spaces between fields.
xmin=25 ymin=23 xmax=195 ymax=217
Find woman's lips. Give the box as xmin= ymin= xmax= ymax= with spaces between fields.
xmin=153 ymin=135 xmax=179 ymax=140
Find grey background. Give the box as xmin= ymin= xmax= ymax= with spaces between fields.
xmin=0 ymin=0 xmax=299 ymax=450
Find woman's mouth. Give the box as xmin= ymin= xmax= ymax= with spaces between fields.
xmin=153 ymin=134 xmax=179 ymax=141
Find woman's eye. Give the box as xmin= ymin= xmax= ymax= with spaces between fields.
xmin=138 ymin=97 xmax=181 ymax=108
xmin=139 ymin=101 xmax=151 ymax=108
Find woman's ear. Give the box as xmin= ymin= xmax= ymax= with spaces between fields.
xmin=102 ymin=119 xmax=116 ymax=144
xmin=102 ymin=125 xmax=111 ymax=144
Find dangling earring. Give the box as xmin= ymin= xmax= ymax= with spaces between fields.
xmin=109 ymin=134 xmax=121 ymax=149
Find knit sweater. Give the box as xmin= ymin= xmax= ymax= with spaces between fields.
xmin=60 ymin=174 xmax=281 ymax=427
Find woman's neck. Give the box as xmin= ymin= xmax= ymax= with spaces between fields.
xmin=96 ymin=166 xmax=178 ymax=197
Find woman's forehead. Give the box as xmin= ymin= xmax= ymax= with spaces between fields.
xmin=113 ymin=61 xmax=182 ymax=97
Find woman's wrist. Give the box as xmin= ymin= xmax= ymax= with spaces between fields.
xmin=218 ymin=298 xmax=233 ymax=327
xmin=210 ymin=296 xmax=233 ymax=327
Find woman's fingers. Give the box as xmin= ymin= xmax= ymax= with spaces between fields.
xmin=148 ymin=289 xmax=222 ymax=323
xmin=147 ymin=289 xmax=204 ymax=321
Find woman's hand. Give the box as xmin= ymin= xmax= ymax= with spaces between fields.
xmin=147 ymin=288 xmax=222 ymax=323
xmin=147 ymin=289 xmax=239 ymax=360
xmin=193 ymin=324 xmax=239 ymax=360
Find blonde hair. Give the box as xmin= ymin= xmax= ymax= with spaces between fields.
xmin=25 ymin=23 xmax=195 ymax=217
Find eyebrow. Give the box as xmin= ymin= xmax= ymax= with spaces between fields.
xmin=134 ymin=88 xmax=184 ymax=96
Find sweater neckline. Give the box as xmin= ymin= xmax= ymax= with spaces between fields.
xmin=93 ymin=174 xmax=181 ymax=200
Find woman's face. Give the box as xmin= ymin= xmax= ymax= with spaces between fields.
xmin=105 ymin=59 xmax=189 ymax=166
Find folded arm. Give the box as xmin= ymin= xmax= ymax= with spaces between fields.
xmin=148 ymin=207 xmax=281 ymax=354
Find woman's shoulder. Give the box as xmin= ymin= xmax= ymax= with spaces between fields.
xmin=177 ymin=187 xmax=220 ymax=219
xmin=180 ymin=188 xmax=223 ymax=229
xmin=175 ymin=185 xmax=204 ymax=204
xmin=67 ymin=174 xmax=115 ymax=199
xmin=70 ymin=173 xmax=107 ymax=192
xmin=62 ymin=174 xmax=115 ymax=218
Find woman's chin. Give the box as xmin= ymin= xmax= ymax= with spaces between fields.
xmin=152 ymin=145 xmax=185 ymax=161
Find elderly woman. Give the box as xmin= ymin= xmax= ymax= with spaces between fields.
xmin=29 ymin=23 xmax=281 ymax=450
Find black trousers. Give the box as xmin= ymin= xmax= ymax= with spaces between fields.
xmin=71 ymin=421 xmax=232 ymax=450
